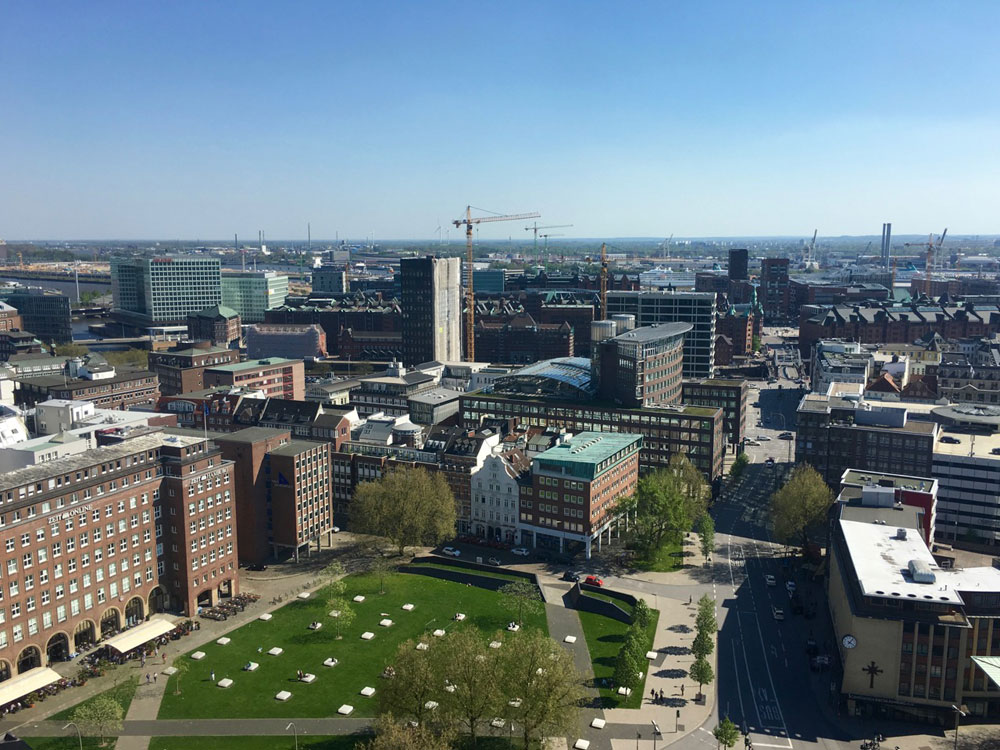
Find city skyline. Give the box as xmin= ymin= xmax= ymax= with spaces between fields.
xmin=3 ymin=2 xmax=999 ymax=240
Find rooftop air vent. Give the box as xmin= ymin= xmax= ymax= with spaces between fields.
xmin=896 ymin=528 xmax=907 ymax=540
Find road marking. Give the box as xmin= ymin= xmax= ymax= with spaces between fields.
xmin=737 ymin=613 xmax=763 ymax=727
xmin=731 ymin=641 xmax=747 ymax=725
xmin=751 ymin=607 xmax=792 ymax=739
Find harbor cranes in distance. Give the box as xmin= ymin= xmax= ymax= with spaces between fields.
xmin=905 ymin=228 xmax=948 ymax=296
xmin=455 ymin=206 xmax=540 ymax=361
xmin=525 ymin=223 xmax=572 ymax=259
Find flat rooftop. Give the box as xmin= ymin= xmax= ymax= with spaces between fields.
xmin=214 ymin=427 xmax=291 ymax=445
xmin=841 ymin=470 xmax=937 ymax=492
xmin=933 ymin=430 xmax=1000 ymax=459
xmin=609 ymin=323 xmax=692 ymax=343
xmin=535 ymin=431 xmax=642 ymax=467
xmin=268 ymin=439 xmax=325 ymax=456
xmin=206 ymin=358 xmax=300 ymax=373
xmin=408 ymin=388 xmax=464 ymax=405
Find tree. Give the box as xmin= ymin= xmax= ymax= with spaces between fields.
xmin=319 ymin=560 xmax=346 ymax=596
xmin=498 ymin=580 xmax=542 ymax=626
xmin=621 ymin=453 xmax=710 ymax=555
xmin=696 ymin=594 xmax=717 ymax=634
xmin=689 ymin=655 xmax=715 ymax=700
xmin=729 ymin=452 xmax=749 ymax=478
xmin=770 ymin=464 xmax=834 ymax=551
xmin=170 ymin=658 xmax=189 ymax=696
xmin=378 ymin=640 xmax=448 ymax=731
xmin=692 ymin=628 xmax=714 ymax=660
xmin=713 ymin=716 xmax=740 ymax=750
xmin=698 ymin=514 xmax=715 ymax=560
xmin=369 ymin=554 xmax=396 ymax=595
xmin=503 ymin=628 xmax=584 ymax=750
xmin=54 ymin=343 xmax=89 ymax=358
xmin=612 ymin=645 xmax=642 ymax=695
xmin=632 ymin=598 xmax=652 ymax=629
xmin=439 ymin=628 xmax=503 ymax=748
xmin=351 ymin=467 xmax=457 ymax=556
xmin=103 ymin=348 xmax=148 ymax=369
xmin=327 ymin=596 xmax=355 ymax=638
xmin=71 ymin=694 xmax=123 ymax=746
xmin=360 ymin=714 xmax=454 ymax=750
xmin=622 ymin=623 xmax=646 ymax=665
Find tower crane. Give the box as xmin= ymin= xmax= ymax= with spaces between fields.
xmin=525 ymin=223 xmax=572 ymax=259
xmin=805 ymin=229 xmax=818 ymax=266
xmin=455 ymin=206 xmax=540 ymax=361
xmin=905 ymin=228 xmax=947 ymax=296
xmin=539 ymin=233 xmax=564 ymax=255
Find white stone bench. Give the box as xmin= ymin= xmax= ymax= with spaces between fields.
xmin=454 ymin=613 xmax=466 ymax=621
xmin=323 ymin=658 xmax=338 ymax=668
xmin=298 ymin=592 xmax=310 ymax=599
xmin=361 ymin=631 xmax=374 ymax=640
xmin=259 ymin=613 xmax=273 ymax=621
xmin=645 ymin=650 xmax=658 ymax=660
xmin=217 ymin=678 xmax=233 ymax=688
xmin=329 ymin=610 xmax=341 ymax=618
xmin=308 ymin=623 xmax=322 ymax=631
xmin=507 ymin=623 xmax=520 ymax=632
xmin=268 ymin=647 xmax=283 ymax=656
xmin=444 ymin=684 xmax=456 ymax=693
xmin=401 ymin=603 xmax=414 ymax=611
xmin=353 ymin=595 xmax=365 ymax=602
xmin=590 ymin=718 xmax=606 ymax=729
xmin=432 ymin=629 xmax=446 ymax=637
xmin=216 ymin=637 xmax=231 ymax=646
xmin=162 ymin=666 xmax=178 ymax=675
xmin=360 ymin=686 xmax=375 ymax=697
xmin=379 ymin=619 xmax=393 ymax=627
xmin=338 ymin=704 xmax=354 ymax=715
xmin=191 ymin=651 xmax=206 ymax=660
xmin=416 ymin=642 xmax=429 ymax=651
xmin=275 ymin=690 xmax=292 ymax=701
xmin=491 ymin=718 xmax=506 ymax=729
xmin=617 ymin=686 xmax=632 ymax=696
xmin=300 ymin=673 xmax=316 ymax=684
xmin=489 ymin=641 xmax=502 ymax=649
xmin=564 ymin=635 xmax=577 ymax=644
xmin=424 ymin=700 xmax=439 ymax=710
xmin=244 ymin=662 xmax=259 ymax=672
xmin=574 ymin=740 xmax=591 ymax=750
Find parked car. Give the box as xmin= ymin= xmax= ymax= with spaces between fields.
xmin=757 ymin=435 xmax=771 ymax=441
xmin=247 ymin=563 xmax=268 ymax=572
xmin=772 ymin=606 xmax=785 ymax=621
xmin=745 ymin=439 xmax=760 ymax=446
xmin=442 ymin=547 xmax=461 ymax=557
xmin=584 ymin=575 xmax=604 ymax=587
xmin=331 ymin=526 xmax=341 ymax=533
xmin=561 ymin=571 xmax=581 ymax=582
xmin=764 ymin=574 xmax=776 ymax=586
xmin=511 ymin=547 xmax=530 ymax=557
xmin=487 ymin=557 xmax=501 ymax=566
xmin=778 ymin=432 xmax=794 ymax=440
xmin=785 ymin=580 xmax=796 ymax=594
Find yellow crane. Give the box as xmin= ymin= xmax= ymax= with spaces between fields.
xmin=454 ymin=206 xmax=540 ymax=360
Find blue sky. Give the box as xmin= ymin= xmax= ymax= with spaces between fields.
xmin=2 ymin=1 xmax=998 ymax=240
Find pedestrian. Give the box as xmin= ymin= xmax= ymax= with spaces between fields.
xmin=680 ymin=683 xmax=685 ymax=696
xmin=153 ymin=672 xmax=157 ymax=683
xmin=162 ymin=653 xmax=166 ymax=664
xmin=210 ymin=671 xmax=215 ymax=682
xmin=650 ymin=688 xmax=656 ymax=701
xmin=145 ymin=673 xmax=150 ymax=684
xmin=659 ymin=689 xmax=664 ymax=702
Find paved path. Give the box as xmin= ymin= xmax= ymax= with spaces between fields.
xmin=15 ymin=717 xmax=372 ymax=736
xmin=114 ymin=675 xmax=169 ymax=750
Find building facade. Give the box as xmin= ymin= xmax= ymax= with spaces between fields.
xmin=470 ymin=452 xmax=527 ymax=544
xmin=111 ymin=256 xmax=222 ymax=328
xmin=3 ymin=290 xmax=71 ymax=343
xmin=310 ymin=266 xmax=348 ymax=295
xmin=474 ymin=314 xmax=574 ymax=364
xmin=401 ymin=256 xmax=462 ymax=366
xmin=187 ymin=305 xmax=241 ymax=349
xmin=220 ymin=271 xmax=289 ymax=323
xmin=203 ymin=358 xmax=304 ymax=401
xmin=148 ymin=345 xmax=239 ymax=396
xmin=760 ymin=257 xmax=790 ymax=322
xmin=245 ymin=324 xmax=327 ymax=361
xmin=681 ymin=378 xmax=748 ymax=449
xmin=593 ymin=324 xmax=689 ymax=407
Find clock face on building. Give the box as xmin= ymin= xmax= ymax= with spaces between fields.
xmin=842 ymin=634 xmax=858 ymax=649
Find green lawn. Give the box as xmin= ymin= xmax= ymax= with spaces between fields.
xmin=631 ymin=540 xmax=683 ymax=572
xmin=150 ymin=736 xmax=360 ymax=750
xmin=16 ymin=738 xmax=106 ymax=750
xmin=577 ymin=607 xmax=659 ymax=709
xmin=580 ymin=590 xmax=634 ymax=615
xmin=51 ymin=675 xmax=139 ymax=721
xmin=157 ymin=572 xmax=548 ymax=720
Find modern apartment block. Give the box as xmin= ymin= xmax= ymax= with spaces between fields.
xmin=3 ymin=289 xmax=72 ymax=343
xmin=760 ymin=257 xmax=790 ymax=322
xmin=310 ymin=266 xmax=348 ymax=295
xmin=262 ymin=441 xmax=333 ymax=562
xmin=400 ymin=256 xmax=462 ymax=366
xmin=519 ymin=432 xmax=641 ymax=558
xmin=0 ymin=431 xmax=238 ymax=679
xmin=220 ymin=271 xmax=289 ymax=323
xmin=605 ymin=291 xmax=716 ymax=378
xmin=148 ymin=344 xmax=239 ymax=396
xmin=592 ymin=323 xmax=689 ymax=407
xmin=202 ymin=358 xmax=304 ymax=401
xmin=111 ymin=256 xmax=222 ymax=328
xmin=681 ymin=378 xmax=748 ymax=449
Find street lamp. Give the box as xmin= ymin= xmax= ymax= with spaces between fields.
xmin=286 ymin=721 xmax=299 ymax=750
xmin=951 ymin=704 xmax=966 ymax=750
xmin=62 ymin=722 xmax=83 ymax=750
xmin=651 ymin=720 xmax=662 ymax=750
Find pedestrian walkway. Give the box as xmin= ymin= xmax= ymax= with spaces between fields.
xmin=13 ymin=717 xmax=372 ymax=737
xmin=114 ymin=674 xmax=169 ymax=750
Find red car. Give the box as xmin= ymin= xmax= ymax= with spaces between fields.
xmin=585 ymin=575 xmax=604 ymax=587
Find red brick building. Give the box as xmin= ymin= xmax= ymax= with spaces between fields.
xmin=203 ymin=358 xmax=305 ymax=401
xmin=186 ymin=305 xmax=241 ymax=349
xmin=148 ymin=344 xmax=239 ymax=396
xmin=474 ymin=314 xmax=574 ymax=364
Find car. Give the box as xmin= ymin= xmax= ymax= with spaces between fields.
xmin=511 ymin=547 xmax=530 ymax=557
xmin=745 ymin=439 xmax=760 ymax=446
xmin=765 ymin=457 xmax=775 ymax=465
xmin=764 ymin=574 xmax=776 ymax=586
xmin=785 ymin=580 xmax=796 ymax=593
xmin=247 ymin=563 xmax=268 ymax=572
xmin=331 ymin=526 xmax=341 ymax=533
xmin=778 ymin=433 xmax=794 ymax=440
xmin=561 ymin=571 xmax=581 ymax=582
xmin=940 ymin=435 xmax=960 ymax=444
xmin=752 ymin=402 xmax=760 ymax=408
xmin=584 ymin=575 xmax=604 ymax=587
xmin=442 ymin=547 xmax=461 ymax=557
xmin=772 ymin=606 xmax=785 ymax=621
xmin=486 ymin=557 xmax=502 ymax=566
xmin=756 ymin=435 xmax=771 ymax=441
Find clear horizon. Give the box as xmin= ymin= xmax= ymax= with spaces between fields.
xmin=3 ymin=2 xmax=999 ymax=241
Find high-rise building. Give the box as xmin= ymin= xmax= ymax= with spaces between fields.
xmin=605 ymin=291 xmax=716 ymax=378
xmin=401 ymin=256 xmax=461 ymax=365
xmin=760 ymin=257 xmax=790 ymax=322
xmin=111 ymin=256 xmax=222 ymax=328
xmin=728 ymin=248 xmax=749 ymax=282
xmin=310 ymin=266 xmax=348 ymax=295
xmin=3 ymin=289 xmax=71 ymax=343
xmin=592 ymin=323 xmax=689 ymax=407
xmin=220 ymin=271 xmax=289 ymax=323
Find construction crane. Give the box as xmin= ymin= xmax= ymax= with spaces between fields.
xmin=455 ymin=206 xmax=540 ymax=360
xmin=659 ymin=234 xmax=673 ymax=261
xmin=805 ymin=229 xmax=818 ymax=266
xmin=600 ymin=243 xmax=608 ymax=320
xmin=539 ymin=233 xmax=564 ymax=254
xmin=525 ymin=223 xmax=572 ymax=259
xmin=905 ymin=228 xmax=947 ymax=296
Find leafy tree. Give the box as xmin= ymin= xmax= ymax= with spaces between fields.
xmin=170 ymin=658 xmax=189 ymax=695
xmin=622 ymin=623 xmax=647 ymax=665
xmin=751 ymin=335 xmax=761 ymax=352
xmin=632 ymin=598 xmax=652 ymax=629
xmin=503 ymin=628 xmax=584 ymax=750
xmin=690 ymin=655 xmax=715 ymax=699
xmin=696 ymin=594 xmax=717 ymax=634
xmin=692 ymin=628 xmax=715 ymax=660
xmin=729 ymin=452 xmax=749 ymax=478
xmin=369 ymin=554 xmax=396 ymax=595
xmin=620 ymin=453 xmax=709 ymax=554
xmin=351 ymin=467 xmax=457 ymax=556
xmin=498 ymin=580 xmax=542 ymax=626
xmin=103 ymin=348 xmax=148 ymax=369
xmin=360 ymin=714 xmax=455 ymax=750
xmin=378 ymin=640 xmax=449 ymax=731
xmin=770 ymin=464 xmax=834 ymax=551
xmin=714 ymin=716 xmax=740 ymax=750
xmin=319 ymin=560 xmax=346 ymax=596
xmin=439 ymin=628 xmax=503 ymax=748
xmin=671 ymin=452 xmax=710 ymax=519
xmin=612 ymin=645 xmax=642 ymax=695
xmin=698 ymin=514 xmax=715 ymax=560
xmin=71 ymin=694 xmax=123 ymax=746
xmin=54 ymin=343 xmax=89 ymax=358
xmin=327 ymin=596 xmax=355 ymax=638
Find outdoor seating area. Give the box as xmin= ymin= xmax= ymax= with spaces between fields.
xmin=243 ymin=662 xmax=258 ymax=672
xmin=308 ymin=622 xmax=322 ymax=631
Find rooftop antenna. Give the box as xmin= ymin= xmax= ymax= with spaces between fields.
xmin=307 ymin=223 xmax=311 ymax=251
xmin=237 ymin=233 xmax=244 ymax=271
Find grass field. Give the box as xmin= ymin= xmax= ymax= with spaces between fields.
xmin=631 ymin=540 xmax=683 ymax=572
xmin=150 ymin=736 xmax=360 ymax=750
xmin=577 ymin=606 xmax=659 ymax=709
xmin=51 ymin=675 xmax=139 ymax=721
xmin=17 ymin=738 xmax=106 ymax=750
xmin=579 ymin=589 xmax=634 ymax=615
xmin=156 ymin=571 xmax=548 ymax=720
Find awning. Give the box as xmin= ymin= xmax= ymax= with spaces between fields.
xmin=972 ymin=656 xmax=1000 ymax=690
xmin=101 ymin=616 xmax=177 ymax=654
xmin=0 ymin=667 xmax=61 ymax=707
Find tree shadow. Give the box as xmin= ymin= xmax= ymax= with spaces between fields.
xmin=655 ymin=668 xmax=688 ymax=679
xmin=660 ymin=645 xmax=691 ymax=656
xmin=667 ymin=624 xmax=692 ymax=634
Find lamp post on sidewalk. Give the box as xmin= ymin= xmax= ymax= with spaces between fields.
xmin=651 ymin=720 xmax=663 ymax=750
xmin=286 ymin=721 xmax=299 ymax=750
xmin=62 ymin=722 xmax=83 ymax=750
xmin=951 ymin=704 xmax=966 ymax=750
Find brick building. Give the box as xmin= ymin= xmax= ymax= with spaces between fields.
xmin=245 ymin=325 xmax=327 ymax=361
xmin=681 ymin=378 xmax=748 ymax=449
xmin=474 ymin=314 xmax=574 ymax=364
xmin=148 ymin=344 xmax=239 ymax=397
xmin=203 ymin=358 xmax=304 ymax=401
xmin=186 ymin=305 xmax=241 ymax=349
xmin=0 ymin=303 xmax=23 ymax=333
xmin=760 ymin=258 xmax=790 ymax=322
xmin=16 ymin=365 xmax=159 ymax=411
